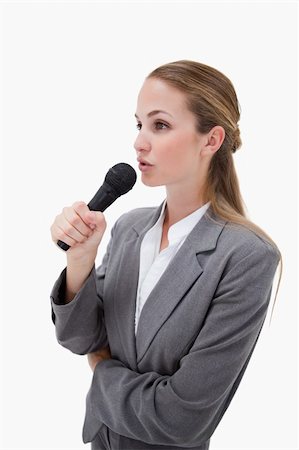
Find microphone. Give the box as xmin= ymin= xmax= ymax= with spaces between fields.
xmin=57 ymin=162 xmax=137 ymax=251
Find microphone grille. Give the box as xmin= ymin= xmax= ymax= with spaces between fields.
xmin=105 ymin=163 xmax=137 ymax=196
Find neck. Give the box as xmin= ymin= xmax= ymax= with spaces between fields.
xmin=164 ymin=187 xmax=207 ymax=228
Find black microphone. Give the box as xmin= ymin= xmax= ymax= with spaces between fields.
xmin=57 ymin=162 xmax=137 ymax=251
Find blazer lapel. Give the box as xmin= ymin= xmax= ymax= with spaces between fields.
xmin=112 ymin=203 xmax=226 ymax=369
xmin=135 ymin=243 xmax=204 ymax=363
xmin=112 ymin=202 xmax=165 ymax=370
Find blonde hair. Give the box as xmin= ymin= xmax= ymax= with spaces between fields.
xmin=148 ymin=60 xmax=282 ymax=323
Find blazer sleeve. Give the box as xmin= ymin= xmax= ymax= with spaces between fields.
xmin=50 ymin=222 xmax=116 ymax=355
xmin=84 ymin=242 xmax=280 ymax=447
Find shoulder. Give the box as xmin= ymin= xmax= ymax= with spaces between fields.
xmin=112 ymin=206 xmax=157 ymax=233
xmin=218 ymin=219 xmax=280 ymax=266
xmin=117 ymin=206 xmax=156 ymax=223
xmin=201 ymin=207 xmax=280 ymax=268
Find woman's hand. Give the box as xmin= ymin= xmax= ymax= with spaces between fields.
xmin=50 ymin=201 xmax=107 ymax=262
xmin=87 ymin=346 xmax=112 ymax=372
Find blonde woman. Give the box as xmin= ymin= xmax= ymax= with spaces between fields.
xmin=50 ymin=60 xmax=282 ymax=450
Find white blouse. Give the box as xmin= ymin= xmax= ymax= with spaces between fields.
xmin=134 ymin=199 xmax=211 ymax=335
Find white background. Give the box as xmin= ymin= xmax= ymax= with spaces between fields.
xmin=0 ymin=1 xmax=298 ymax=449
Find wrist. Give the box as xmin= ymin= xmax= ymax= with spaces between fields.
xmin=66 ymin=254 xmax=96 ymax=269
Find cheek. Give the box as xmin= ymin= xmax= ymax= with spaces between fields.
xmin=161 ymin=133 xmax=196 ymax=167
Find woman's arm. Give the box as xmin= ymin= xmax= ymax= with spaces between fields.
xmin=64 ymin=257 xmax=96 ymax=303
xmin=83 ymin=243 xmax=280 ymax=446
xmin=50 ymin=222 xmax=117 ymax=355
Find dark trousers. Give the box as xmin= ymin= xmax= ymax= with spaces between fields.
xmin=91 ymin=431 xmax=108 ymax=450
xmin=91 ymin=429 xmax=211 ymax=450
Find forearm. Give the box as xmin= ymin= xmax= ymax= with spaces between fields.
xmin=50 ymin=264 xmax=108 ymax=354
xmin=86 ymin=357 xmax=218 ymax=446
xmin=50 ymin=216 xmax=119 ymax=354
xmin=65 ymin=255 xmax=96 ymax=303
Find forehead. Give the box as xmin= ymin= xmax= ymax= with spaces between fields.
xmin=136 ymin=77 xmax=188 ymax=113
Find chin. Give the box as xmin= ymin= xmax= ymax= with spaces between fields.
xmin=141 ymin=178 xmax=165 ymax=188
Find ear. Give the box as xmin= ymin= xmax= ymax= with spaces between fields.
xmin=200 ymin=126 xmax=225 ymax=157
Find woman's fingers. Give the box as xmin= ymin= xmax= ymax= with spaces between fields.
xmin=51 ymin=223 xmax=78 ymax=247
xmin=63 ymin=202 xmax=94 ymax=238
xmin=50 ymin=201 xmax=107 ymax=254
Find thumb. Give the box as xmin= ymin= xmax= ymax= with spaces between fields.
xmin=87 ymin=211 xmax=106 ymax=231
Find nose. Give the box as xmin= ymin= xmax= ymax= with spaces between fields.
xmin=134 ymin=129 xmax=151 ymax=153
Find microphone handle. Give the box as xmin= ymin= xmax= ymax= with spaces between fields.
xmin=57 ymin=184 xmax=119 ymax=252
xmin=87 ymin=183 xmax=118 ymax=210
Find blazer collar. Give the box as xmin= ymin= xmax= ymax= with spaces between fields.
xmin=132 ymin=200 xmax=226 ymax=254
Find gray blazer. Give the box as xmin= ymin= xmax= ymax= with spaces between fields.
xmin=50 ymin=202 xmax=280 ymax=450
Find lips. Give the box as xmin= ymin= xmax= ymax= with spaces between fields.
xmin=137 ymin=158 xmax=153 ymax=166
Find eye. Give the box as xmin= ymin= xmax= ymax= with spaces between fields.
xmin=136 ymin=123 xmax=142 ymax=131
xmin=154 ymin=121 xmax=169 ymax=130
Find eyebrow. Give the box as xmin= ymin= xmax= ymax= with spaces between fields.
xmin=134 ymin=110 xmax=173 ymax=119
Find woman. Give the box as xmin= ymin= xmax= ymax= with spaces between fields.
xmin=50 ymin=60 xmax=282 ymax=450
